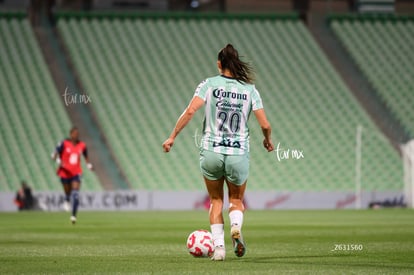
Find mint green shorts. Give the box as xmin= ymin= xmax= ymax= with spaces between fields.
xmin=199 ymin=149 xmax=249 ymax=185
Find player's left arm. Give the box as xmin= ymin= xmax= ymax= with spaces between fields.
xmin=82 ymin=146 xmax=94 ymax=170
xmin=251 ymin=86 xmax=274 ymax=152
xmin=163 ymin=96 xmax=204 ymax=153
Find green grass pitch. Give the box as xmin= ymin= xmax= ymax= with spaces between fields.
xmin=0 ymin=209 xmax=413 ymax=274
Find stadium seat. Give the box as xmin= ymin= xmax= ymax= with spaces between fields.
xmin=331 ymin=18 xmax=414 ymax=138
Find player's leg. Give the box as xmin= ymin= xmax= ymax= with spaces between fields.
xmin=227 ymin=180 xmax=247 ymax=257
xmin=227 ymin=179 xmax=247 ymax=252
xmin=61 ymin=178 xmax=71 ymax=212
xmin=199 ymin=149 xmax=226 ymax=260
xmin=225 ymin=154 xmax=249 ymax=257
xmin=204 ymin=176 xmax=226 ymax=260
xmin=227 ymin=180 xmax=246 ymax=226
xmin=204 ymin=177 xmax=225 ymax=224
xmin=69 ymin=176 xmax=81 ymax=224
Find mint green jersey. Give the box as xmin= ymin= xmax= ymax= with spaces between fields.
xmin=194 ymin=75 xmax=264 ymax=155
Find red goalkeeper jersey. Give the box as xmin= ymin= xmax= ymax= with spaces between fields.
xmin=56 ymin=139 xmax=87 ymax=179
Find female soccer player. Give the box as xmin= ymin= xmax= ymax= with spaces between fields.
xmin=162 ymin=44 xmax=274 ymax=260
xmin=52 ymin=127 xmax=93 ymax=224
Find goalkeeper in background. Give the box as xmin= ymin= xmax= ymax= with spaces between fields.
xmin=52 ymin=126 xmax=93 ymax=224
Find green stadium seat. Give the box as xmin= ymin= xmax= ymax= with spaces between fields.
xmin=331 ymin=18 xmax=414 ymax=139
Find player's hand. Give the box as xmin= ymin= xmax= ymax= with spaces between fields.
xmin=263 ymin=139 xmax=274 ymax=152
xmin=51 ymin=153 xmax=61 ymax=165
xmin=162 ymin=138 xmax=174 ymax=153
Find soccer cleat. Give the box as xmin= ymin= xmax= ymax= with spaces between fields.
xmin=231 ymin=225 xmax=246 ymax=257
xmin=70 ymin=216 xmax=77 ymax=225
xmin=62 ymin=201 xmax=70 ymax=212
xmin=210 ymin=246 xmax=225 ymax=261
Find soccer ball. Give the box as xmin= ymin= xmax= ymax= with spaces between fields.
xmin=186 ymin=229 xmax=214 ymax=257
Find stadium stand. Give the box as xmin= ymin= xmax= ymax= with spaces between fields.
xmin=330 ymin=15 xmax=414 ymax=139
xmin=56 ymin=13 xmax=402 ymax=191
xmin=0 ymin=15 xmax=102 ymax=192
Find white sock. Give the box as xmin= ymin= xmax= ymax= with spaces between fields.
xmin=210 ymin=224 xmax=224 ymax=247
xmin=229 ymin=210 xmax=244 ymax=228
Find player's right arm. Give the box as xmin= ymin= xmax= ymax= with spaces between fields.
xmin=163 ymin=96 xmax=205 ymax=153
xmin=254 ymin=108 xmax=274 ymax=152
xmin=163 ymin=79 xmax=208 ymax=153
xmin=51 ymin=141 xmax=64 ymax=165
